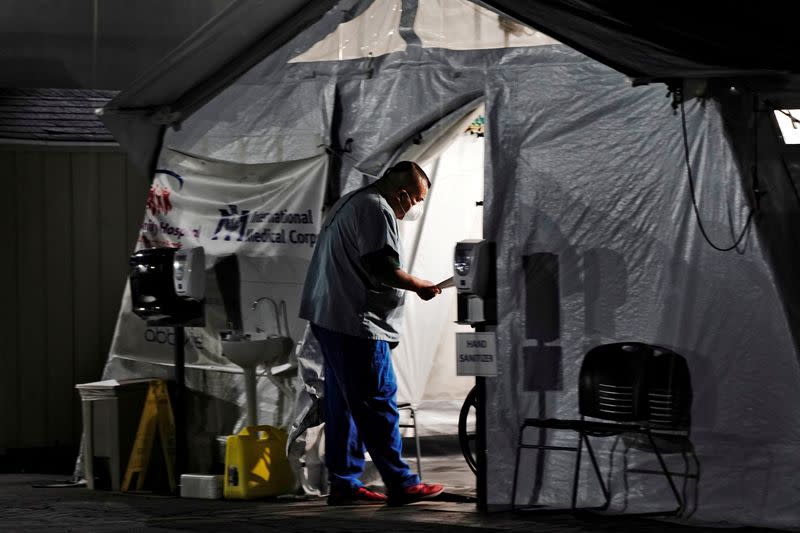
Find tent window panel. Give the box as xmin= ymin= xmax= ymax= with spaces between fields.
xmin=415 ymin=0 xmax=560 ymax=51
xmin=289 ymin=0 xmax=406 ymax=63
xmin=774 ymin=110 xmax=800 ymax=145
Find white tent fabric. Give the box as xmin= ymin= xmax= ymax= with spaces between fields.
xmin=414 ymin=0 xmax=558 ymax=50
xmin=98 ymin=0 xmax=800 ymax=527
xmin=290 ymin=0 xmax=406 ymax=63
xmin=289 ymin=0 xmax=557 ymax=64
xmin=483 ymin=61 xmax=800 ymax=526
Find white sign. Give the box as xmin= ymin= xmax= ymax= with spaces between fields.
xmin=456 ymin=332 xmax=498 ymax=376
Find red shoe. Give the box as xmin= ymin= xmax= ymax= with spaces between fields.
xmin=327 ymin=486 xmax=388 ymax=506
xmin=387 ymin=483 xmax=445 ymax=506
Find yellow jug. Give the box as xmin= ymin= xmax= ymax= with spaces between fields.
xmin=224 ymin=425 xmax=295 ymax=499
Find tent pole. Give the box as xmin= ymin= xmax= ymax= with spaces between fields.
xmin=173 ymin=325 xmax=186 ymax=491
xmin=475 ymin=320 xmax=489 ymax=511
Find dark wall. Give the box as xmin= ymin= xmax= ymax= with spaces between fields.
xmin=0 ymin=0 xmax=229 ymax=89
xmin=0 ymin=146 xmax=149 ymax=454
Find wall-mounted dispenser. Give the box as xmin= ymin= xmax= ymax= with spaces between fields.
xmin=454 ymin=239 xmax=496 ymax=325
xmin=173 ymin=247 xmax=205 ymax=300
xmin=129 ymin=247 xmax=205 ymax=326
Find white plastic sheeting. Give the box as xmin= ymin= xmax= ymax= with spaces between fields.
xmin=162 ymin=79 xmax=335 ymax=164
xmin=288 ymin=0 xmax=557 ymax=64
xmin=483 ymin=57 xmax=800 ymax=528
xmin=286 ymin=325 xmax=328 ymax=495
xmin=290 ymin=0 xmax=405 ymax=62
xmin=415 ymin=0 xmax=558 ymax=50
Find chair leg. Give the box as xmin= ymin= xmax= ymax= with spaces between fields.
xmin=686 ymin=448 xmax=701 ymax=518
xmin=512 ymin=425 xmax=527 ymax=511
xmin=570 ymin=429 xmax=584 ymax=510
xmin=622 ymin=439 xmax=631 ymax=512
xmin=680 ymin=450 xmax=690 ymax=517
xmin=582 ymin=435 xmax=610 ymax=510
xmin=410 ymin=408 xmax=422 ymax=480
xmin=645 ymin=431 xmax=683 ymax=515
xmin=606 ymin=435 xmax=622 ymax=497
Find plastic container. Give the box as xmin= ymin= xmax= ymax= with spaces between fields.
xmin=180 ymin=474 xmax=223 ymax=499
xmin=224 ymin=425 xmax=295 ymax=499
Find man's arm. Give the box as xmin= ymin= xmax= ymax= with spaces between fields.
xmin=362 ymin=248 xmax=441 ymax=301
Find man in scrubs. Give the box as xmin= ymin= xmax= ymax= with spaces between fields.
xmin=299 ymin=161 xmax=444 ymax=505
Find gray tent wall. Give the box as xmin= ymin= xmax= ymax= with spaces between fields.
xmin=484 ymin=66 xmax=800 ymax=526
xmin=99 ymin=0 xmax=800 ymax=528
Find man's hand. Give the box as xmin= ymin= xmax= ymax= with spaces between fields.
xmin=362 ymin=253 xmax=443 ymax=301
xmin=415 ymin=280 xmax=441 ymax=301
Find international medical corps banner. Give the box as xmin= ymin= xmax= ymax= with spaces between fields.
xmin=107 ymin=149 xmax=328 ymax=369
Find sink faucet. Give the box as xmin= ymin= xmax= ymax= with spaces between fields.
xmin=252 ymin=296 xmax=283 ymax=336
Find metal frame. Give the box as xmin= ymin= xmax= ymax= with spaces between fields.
xmin=511 ymin=416 xmax=687 ymax=516
xmin=397 ymin=402 xmax=422 ymax=479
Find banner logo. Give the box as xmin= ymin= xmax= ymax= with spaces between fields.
xmin=212 ymin=205 xmax=250 ymax=241
xmin=210 ymin=204 xmax=317 ymax=246
xmin=146 ymin=184 xmax=173 ymax=215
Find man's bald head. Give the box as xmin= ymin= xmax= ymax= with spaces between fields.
xmin=382 ymin=161 xmax=430 ymax=196
xmin=376 ymin=161 xmax=430 ymax=220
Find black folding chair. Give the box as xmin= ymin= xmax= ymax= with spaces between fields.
xmin=613 ymin=345 xmax=698 ymax=516
xmin=512 ymin=342 xmax=694 ymax=516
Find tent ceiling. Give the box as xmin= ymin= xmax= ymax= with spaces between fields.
xmin=107 ymin=0 xmax=800 ymax=121
xmin=102 ymin=0 xmax=800 ymax=172
xmin=478 ymin=0 xmax=800 ymax=81
xmin=104 ymin=0 xmax=339 ymax=117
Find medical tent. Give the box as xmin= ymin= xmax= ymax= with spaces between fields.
xmin=97 ymin=0 xmax=800 ymax=528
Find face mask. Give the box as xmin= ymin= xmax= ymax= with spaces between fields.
xmin=402 ymin=201 xmax=424 ymax=222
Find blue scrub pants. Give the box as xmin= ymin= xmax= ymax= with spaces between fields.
xmin=310 ymin=324 xmax=419 ymax=492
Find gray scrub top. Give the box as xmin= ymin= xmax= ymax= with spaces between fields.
xmin=299 ymin=185 xmax=405 ymax=342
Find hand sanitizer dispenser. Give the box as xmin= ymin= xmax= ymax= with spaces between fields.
xmin=129 ymin=246 xmax=205 ymax=326
xmin=454 ymin=240 xmax=496 ymax=325
xmin=173 ymin=247 xmax=205 ymax=299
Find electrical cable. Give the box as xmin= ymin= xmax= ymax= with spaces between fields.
xmin=678 ymin=91 xmax=755 ymax=252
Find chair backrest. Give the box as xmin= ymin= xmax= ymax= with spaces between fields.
xmin=578 ymin=342 xmax=693 ymax=429
xmin=579 ymin=342 xmax=651 ymax=422
xmin=645 ymin=346 xmax=692 ymax=431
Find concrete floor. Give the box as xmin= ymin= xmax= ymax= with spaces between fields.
xmin=0 ymin=458 xmax=787 ymax=533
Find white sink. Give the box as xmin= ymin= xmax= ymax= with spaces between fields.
xmin=220 ymin=332 xmax=293 ymax=369
xmin=219 ymin=331 xmax=295 ymax=427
